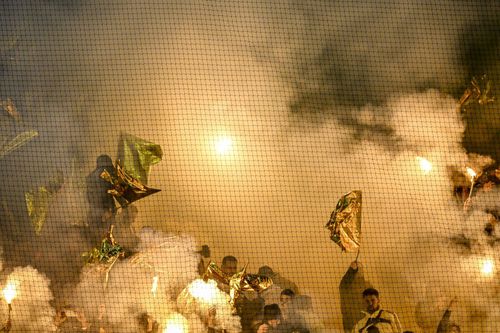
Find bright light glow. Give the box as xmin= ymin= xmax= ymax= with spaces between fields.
xmin=417 ymin=157 xmax=432 ymax=174
xmin=187 ymin=279 xmax=218 ymax=304
xmin=466 ymin=167 xmax=477 ymax=180
xmin=214 ymin=136 xmax=233 ymax=155
xmin=2 ymin=281 xmax=17 ymax=304
xmin=151 ymin=275 xmax=159 ymax=297
xmin=481 ymin=259 xmax=495 ymax=277
xmin=163 ymin=313 xmax=188 ymax=333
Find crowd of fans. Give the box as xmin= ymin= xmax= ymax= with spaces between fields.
xmin=58 ymin=155 xmax=463 ymax=333
xmin=199 ymin=255 xmax=461 ymax=333
xmin=203 ymin=255 xmax=310 ymax=333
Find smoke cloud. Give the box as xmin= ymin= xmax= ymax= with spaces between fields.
xmin=0 ymin=1 xmax=499 ymax=331
xmin=0 ymin=264 xmax=56 ymax=332
xmin=72 ymin=229 xmax=201 ymax=332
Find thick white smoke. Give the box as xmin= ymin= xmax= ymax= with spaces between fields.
xmin=0 ymin=1 xmax=498 ymax=332
xmin=0 ymin=265 xmax=56 ymax=332
xmin=177 ymin=279 xmax=242 ymax=333
xmin=72 ymin=228 xmax=208 ymax=332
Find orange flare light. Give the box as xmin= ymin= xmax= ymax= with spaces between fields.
xmin=2 ymin=281 xmax=17 ymax=304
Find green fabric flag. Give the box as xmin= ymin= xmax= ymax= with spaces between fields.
xmin=118 ymin=133 xmax=162 ymax=184
xmin=25 ymin=186 xmax=51 ymax=235
xmin=0 ymin=130 xmax=38 ymax=159
xmin=24 ymin=172 xmax=63 ymax=235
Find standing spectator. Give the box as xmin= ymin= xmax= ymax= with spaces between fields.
xmin=256 ymin=304 xmax=282 ymax=333
xmin=352 ymin=288 xmax=402 ymax=333
xmin=340 ymin=261 xmax=371 ymax=332
xmin=86 ymin=155 xmax=116 ymax=221
xmin=279 ymin=289 xmax=309 ymax=333
xmin=218 ymin=255 xmax=262 ymax=333
xmin=221 ymin=256 xmax=238 ymax=276
xmin=85 ymin=155 xmax=116 ymax=245
xmin=217 ymin=256 xmax=238 ymax=294
xmin=258 ymin=266 xmax=299 ymax=294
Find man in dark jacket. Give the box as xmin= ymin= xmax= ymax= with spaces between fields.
xmin=339 ymin=261 xmax=371 ymax=332
xmin=85 ymin=154 xmax=116 ymax=244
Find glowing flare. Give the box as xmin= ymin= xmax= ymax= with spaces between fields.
xmin=163 ymin=313 xmax=188 ymax=333
xmin=463 ymin=167 xmax=478 ymax=211
xmin=187 ymin=279 xmax=218 ymax=304
xmin=151 ymin=275 xmax=159 ymax=297
xmin=214 ymin=136 xmax=233 ymax=155
xmin=2 ymin=281 xmax=17 ymax=304
xmin=480 ymin=259 xmax=495 ymax=277
xmin=466 ymin=167 xmax=477 ymax=180
xmin=417 ymin=157 xmax=432 ymax=174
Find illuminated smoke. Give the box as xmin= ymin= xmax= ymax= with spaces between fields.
xmin=466 ymin=167 xmax=477 ymax=180
xmin=1 ymin=280 xmax=17 ymax=305
xmin=151 ymin=275 xmax=159 ymax=297
xmin=480 ymin=258 xmax=495 ymax=277
xmin=73 ymin=229 xmax=202 ymax=332
xmin=177 ymin=279 xmax=241 ymax=333
xmin=163 ymin=313 xmax=189 ymax=333
xmin=417 ymin=157 xmax=433 ymax=174
xmin=0 ymin=266 xmax=56 ymax=332
xmin=214 ymin=136 xmax=234 ymax=156
xmin=0 ymin=1 xmax=498 ymax=331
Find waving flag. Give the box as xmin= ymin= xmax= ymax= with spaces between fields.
xmin=325 ymin=190 xmax=362 ymax=252
xmin=118 ymin=133 xmax=162 ymax=184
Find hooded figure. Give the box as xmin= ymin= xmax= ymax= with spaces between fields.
xmin=85 ymin=154 xmax=116 ymax=244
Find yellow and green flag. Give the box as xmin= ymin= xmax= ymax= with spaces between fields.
xmin=325 ymin=190 xmax=362 ymax=252
xmin=118 ymin=133 xmax=162 ymax=184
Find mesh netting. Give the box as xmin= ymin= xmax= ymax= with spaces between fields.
xmin=0 ymin=1 xmax=499 ymax=332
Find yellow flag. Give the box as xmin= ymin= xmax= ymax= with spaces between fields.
xmin=325 ymin=190 xmax=362 ymax=252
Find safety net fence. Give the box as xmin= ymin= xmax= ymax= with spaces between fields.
xmin=0 ymin=1 xmax=499 ymax=332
